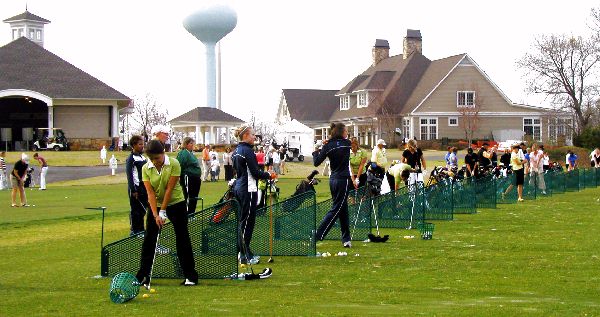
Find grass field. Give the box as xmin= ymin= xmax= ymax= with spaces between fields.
xmin=1 ymin=176 xmax=600 ymax=316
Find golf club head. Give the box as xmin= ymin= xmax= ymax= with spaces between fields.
xmin=368 ymin=233 xmax=389 ymax=243
xmin=267 ymin=257 xmax=274 ymax=263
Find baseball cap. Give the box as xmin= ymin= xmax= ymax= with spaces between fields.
xmin=377 ymin=139 xmax=386 ymax=146
xmin=150 ymin=125 xmax=170 ymax=135
xmin=21 ymin=154 xmax=29 ymax=163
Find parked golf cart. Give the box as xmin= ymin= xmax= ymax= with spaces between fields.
xmin=32 ymin=128 xmax=69 ymax=151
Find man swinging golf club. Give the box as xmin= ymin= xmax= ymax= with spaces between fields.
xmin=135 ymin=140 xmax=198 ymax=286
xmin=232 ymin=125 xmax=277 ymax=265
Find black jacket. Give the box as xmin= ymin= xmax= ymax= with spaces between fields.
xmin=312 ymin=138 xmax=351 ymax=179
xmin=232 ymin=142 xmax=271 ymax=192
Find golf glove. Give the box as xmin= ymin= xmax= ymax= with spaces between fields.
xmin=355 ymin=178 xmax=360 ymax=186
xmin=158 ymin=210 xmax=168 ymax=221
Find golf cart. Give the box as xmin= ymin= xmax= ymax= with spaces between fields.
xmin=32 ymin=128 xmax=69 ymax=151
xmin=284 ymin=135 xmax=304 ymax=162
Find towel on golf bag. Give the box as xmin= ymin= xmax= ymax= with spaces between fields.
xmin=211 ymin=188 xmax=235 ymax=223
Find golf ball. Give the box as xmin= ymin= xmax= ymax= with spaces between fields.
xmin=142 ymin=294 xmax=150 ymax=298
xmin=355 ymin=253 xmax=360 ymax=257
xmin=32 ymin=205 xmax=36 ymax=207
xmin=150 ymin=288 xmax=156 ymax=293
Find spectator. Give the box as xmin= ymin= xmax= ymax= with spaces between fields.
xmin=126 ymin=135 xmax=148 ymax=235
xmin=33 ymin=153 xmax=48 ymax=190
xmin=528 ymin=144 xmax=546 ymax=195
xmin=590 ymin=148 xmax=600 ymax=168
xmin=150 ymin=125 xmax=170 ymax=146
xmin=279 ymin=146 xmax=286 ymax=175
xmin=543 ymin=150 xmax=550 ymax=172
xmin=500 ymin=148 xmax=511 ymax=168
xmin=402 ymin=139 xmax=426 ymax=184
xmin=502 ymin=145 xmax=526 ymax=202
xmin=568 ymin=151 xmax=578 ymax=171
xmin=176 ymin=137 xmax=201 ymax=214
xmin=464 ymin=148 xmax=477 ymax=178
xmin=349 ymin=137 xmax=368 ymax=189
xmin=448 ymin=147 xmax=458 ymax=171
xmin=223 ymin=147 xmax=234 ymax=181
xmin=256 ymin=147 xmax=266 ymax=171
xmin=491 ymin=146 xmax=498 ymax=167
xmin=271 ymin=148 xmax=281 ymax=174
xmin=201 ymin=144 xmax=211 ymax=182
xmin=100 ymin=145 xmax=107 ymax=164
xmin=476 ymin=143 xmax=492 ymax=177
xmin=0 ymin=151 xmax=7 ymax=190
xmin=210 ymin=155 xmax=220 ymax=182
xmin=444 ymin=146 xmax=452 ymax=169
xmin=11 ymin=154 xmax=29 ymax=207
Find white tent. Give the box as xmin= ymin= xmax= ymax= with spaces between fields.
xmin=275 ymin=119 xmax=314 ymax=156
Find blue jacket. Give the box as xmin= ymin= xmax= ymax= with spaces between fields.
xmin=232 ymin=142 xmax=271 ymax=192
xmin=125 ymin=151 xmax=147 ymax=194
xmin=313 ymin=138 xmax=351 ymax=179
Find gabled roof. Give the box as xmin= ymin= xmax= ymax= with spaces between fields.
xmin=0 ymin=37 xmax=129 ymax=101
xmin=3 ymin=11 xmax=51 ymax=24
xmin=282 ymin=89 xmax=339 ymax=122
xmin=170 ymin=107 xmax=244 ymax=123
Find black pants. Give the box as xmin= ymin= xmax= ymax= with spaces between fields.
xmin=386 ymin=172 xmax=395 ymax=191
xmin=137 ymin=201 xmax=198 ymax=282
xmin=224 ymin=165 xmax=234 ymax=181
xmin=128 ymin=188 xmax=147 ymax=235
xmin=234 ymin=189 xmax=258 ymax=262
xmin=316 ymin=177 xmax=351 ymax=243
xmin=180 ymin=174 xmax=201 ymax=214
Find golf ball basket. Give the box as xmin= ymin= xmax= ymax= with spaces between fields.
xmin=417 ymin=222 xmax=434 ymax=240
xmin=109 ymin=272 xmax=140 ymax=303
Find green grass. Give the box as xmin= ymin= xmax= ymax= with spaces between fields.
xmin=1 ymin=179 xmax=600 ymax=316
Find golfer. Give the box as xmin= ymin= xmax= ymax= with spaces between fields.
xmin=11 ymin=154 xmax=29 ymax=207
xmin=33 ymin=153 xmax=48 ymax=190
xmin=176 ymin=137 xmax=201 ymax=214
xmin=136 ymin=140 xmax=198 ymax=286
xmin=349 ymin=137 xmax=368 ymax=189
xmin=313 ymin=123 xmax=353 ymax=247
xmin=502 ymin=144 xmax=526 ymax=202
xmin=232 ymin=125 xmax=276 ymax=265
xmin=125 ymin=135 xmax=148 ymax=235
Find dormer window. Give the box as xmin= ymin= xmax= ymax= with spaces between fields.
xmin=340 ymin=96 xmax=350 ymax=110
xmin=457 ymin=91 xmax=475 ymax=107
xmin=357 ymin=92 xmax=368 ymax=108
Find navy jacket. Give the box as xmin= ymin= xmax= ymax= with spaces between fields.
xmin=125 ymin=151 xmax=147 ymax=194
xmin=313 ymin=138 xmax=351 ymax=179
xmin=232 ymin=142 xmax=271 ymax=192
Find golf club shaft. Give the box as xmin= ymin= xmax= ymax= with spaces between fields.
xmin=269 ymin=180 xmax=273 ymax=260
xmin=147 ymin=229 xmax=161 ymax=290
xmin=371 ymin=199 xmax=381 ymax=236
xmin=351 ymin=193 xmax=364 ymax=240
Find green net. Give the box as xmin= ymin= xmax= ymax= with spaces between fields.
xmin=495 ymin=175 xmax=515 ymax=204
xmin=546 ymin=170 xmax=566 ymax=194
xmin=102 ymin=200 xmax=239 ymax=279
xmin=474 ymin=175 xmax=497 ymax=209
xmin=423 ymin=181 xmax=453 ymax=221
xmin=452 ymin=178 xmax=477 ymax=213
xmin=522 ymin=173 xmax=537 ymax=200
xmin=582 ymin=168 xmax=596 ymax=188
xmin=251 ymin=191 xmax=316 ymax=256
xmin=318 ymin=186 xmax=372 ymax=241
xmin=417 ymin=222 xmax=435 ymax=240
xmin=565 ymin=169 xmax=580 ymax=191
xmin=109 ymin=272 xmax=140 ymax=304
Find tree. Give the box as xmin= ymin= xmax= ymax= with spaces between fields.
xmin=129 ymin=94 xmax=169 ymax=140
xmin=458 ymin=90 xmax=482 ymax=146
xmin=517 ymin=17 xmax=600 ymax=135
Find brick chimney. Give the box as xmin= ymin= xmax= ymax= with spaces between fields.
xmin=403 ymin=29 xmax=422 ymax=59
xmin=372 ymin=39 xmax=389 ymax=66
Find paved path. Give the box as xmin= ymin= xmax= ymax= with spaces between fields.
xmin=4 ymin=164 xmax=125 ymax=184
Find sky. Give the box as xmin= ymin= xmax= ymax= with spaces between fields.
xmin=1 ymin=0 xmax=598 ymax=122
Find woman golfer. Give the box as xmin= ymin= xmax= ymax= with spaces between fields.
xmin=232 ymin=125 xmax=277 ymax=265
xmin=176 ymin=137 xmax=201 ymax=214
xmin=136 ymin=140 xmax=198 ymax=286
xmin=313 ymin=123 xmax=352 ymax=247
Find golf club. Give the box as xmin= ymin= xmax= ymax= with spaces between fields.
xmin=351 ymin=191 xmax=365 ymax=240
xmin=367 ymin=199 xmax=389 ymax=242
xmin=85 ymin=206 xmax=107 ymax=277
xmin=268 ymin=179 xmax=274 ymax=263
xmin=145 ymin=229 xmax=161 ymax=290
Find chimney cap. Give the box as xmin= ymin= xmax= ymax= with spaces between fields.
xmin=374 ymin=39 xmax=389 ymax=48
xmin=406 ymin=29 xmax=421 ymax=39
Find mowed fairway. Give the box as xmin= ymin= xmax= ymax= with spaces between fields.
xmin=1 ymin=181 xmax=600 ymax=316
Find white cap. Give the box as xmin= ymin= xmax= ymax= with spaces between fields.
xmin=377 ymin=139 xmax=386 ymax=146
xmin=151 ymin=125 xmax=170 ymax=135
xmin=21 ymin=153 xmax=29 ymax=163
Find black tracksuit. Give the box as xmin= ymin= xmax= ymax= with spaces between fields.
xmin=232 ymin=142 xmax=271 ymax=262
xmin=313 ymin=138 xmax=352 ymax=243
xmin=125 ymin=151 xmax=148 ymax=235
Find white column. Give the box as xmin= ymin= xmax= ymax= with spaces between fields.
xmin=226 ymin=126 xmax=231 ymax=144
xmin=195 ymin=125 xmax=201 ymax=143
xmin=47 ymin=104 xmax=54 ymax=137
xmin=210 ymin=126 xmax=215 ymax=144
xmin=111 ymin=105 xmax=118 ymax=137
xmin=353 ymin=124 xmax=358 ymax=138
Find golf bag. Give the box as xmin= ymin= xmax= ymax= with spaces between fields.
xmin=211 ymin=187 xmax=235 ymax=224
xmin=24 ymin=167 xmax=34 ymax=188
xmin=366 ymin=165 xmax=384 ymax=196
xmin=282 ymin=170 xmax=319 ymax=212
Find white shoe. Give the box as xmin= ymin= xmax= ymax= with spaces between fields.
xmin=343 ymin=241 xmax=352 ymax=248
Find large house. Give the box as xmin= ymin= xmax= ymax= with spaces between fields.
xmin=277 ymin=30 xmax=573 ymax=147
xmin=0 ymin=10 xmax=130 ymax=150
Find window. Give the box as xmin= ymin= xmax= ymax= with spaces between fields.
xmin=12 ymin=29 xmax=18 ymax=40
xmin=457 ymin=91 xmax=475 ymax=107
xmin=419 ymin=118 xmax=437 ymax=140
xmin=357 ymin=93 xmax=367 ymax=108
xmin=29 ymin=29 xmax=35 ymax=39
xmin=448 ymin=117 xmax=458 ymax=127
xmin=18 ymin=28 xmax=25 ymax=38
xmin=36 ymin=30 xmax=41 ymax=40
xmin=548 ymin=118 xmax=573 ymax=143
xmin=403 ymin=118 xmax=410 ymax=139
xmin=339 ymin=96 xmax=350 ymax=110
xmin=523 ymin=117 xmax=542 ymax=141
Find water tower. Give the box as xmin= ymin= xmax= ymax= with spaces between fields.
xmin=183 ymin=5 xmax=237 ymax=109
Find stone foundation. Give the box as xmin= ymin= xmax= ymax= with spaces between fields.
xmin=68 ymin=138 xmax=112 ymax=151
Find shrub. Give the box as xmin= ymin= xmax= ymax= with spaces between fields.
xmin=573 ymin=126 xmax=600 ymax=149
xmin=545 ymin=146 xmax=592 ymax=168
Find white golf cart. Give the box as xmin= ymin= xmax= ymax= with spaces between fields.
xmin=32 ymin=128 xmax=69 ymax=151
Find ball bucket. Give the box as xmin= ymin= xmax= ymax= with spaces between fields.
xmin=109 ymin=272 xmax=140 ymax=303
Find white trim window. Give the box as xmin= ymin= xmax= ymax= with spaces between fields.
xmin=419 ymin=117 xmax=438 ymax=140
xmin=448 ymin=117 xmax=458 ymax=127
xmin=457 ymin=91 xmax=475 ymax=107
xmin=402 ymin=118 xmax=411 ymax=139
xmin=339 ymin=96 xmax=350 ymax=110
xmin=523 ymin=117 xmax=542 ymax=141
xmin=548 ymin=118 xmax=573 ymax=143
xmin=357 ymin=92 xmax=368 ymax=108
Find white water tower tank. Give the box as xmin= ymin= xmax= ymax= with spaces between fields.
xmin=183 ymin=5 xmax=237 ymax=108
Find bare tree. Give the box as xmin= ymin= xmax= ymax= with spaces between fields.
xmin=517 ymin=31 xmax=600 ymax=135
xmin=129 ymin=94 xmax=169 ymax=140
xmin=458 ymin=89 xmax=483 ymax=146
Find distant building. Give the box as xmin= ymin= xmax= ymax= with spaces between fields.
xmin=0 ymin=10 xmax=131 ymax=150
xmin=277 ymin=30 xmax=573 ymax=147
xmin=169 ymin=107 xmax=244 ymax=145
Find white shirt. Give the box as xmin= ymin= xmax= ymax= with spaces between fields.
xmin=543 ymin=155 xmax=550 ymax=166
xmin=272 ymin=152 xmax=281 ymax=164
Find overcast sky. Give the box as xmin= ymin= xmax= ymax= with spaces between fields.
xmin=1 ymin=0 xmax=598 ymax=122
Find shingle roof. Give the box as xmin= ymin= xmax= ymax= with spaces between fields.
xmin=170 ymin=107 xmax=244 ymax=123
xmin=282 ymin=89 xmax=339 ymax=122
xmin=0 ymin=37 xmax=130 ymax=101
xmin=3 ymin=11 xmax=51 ymax=24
